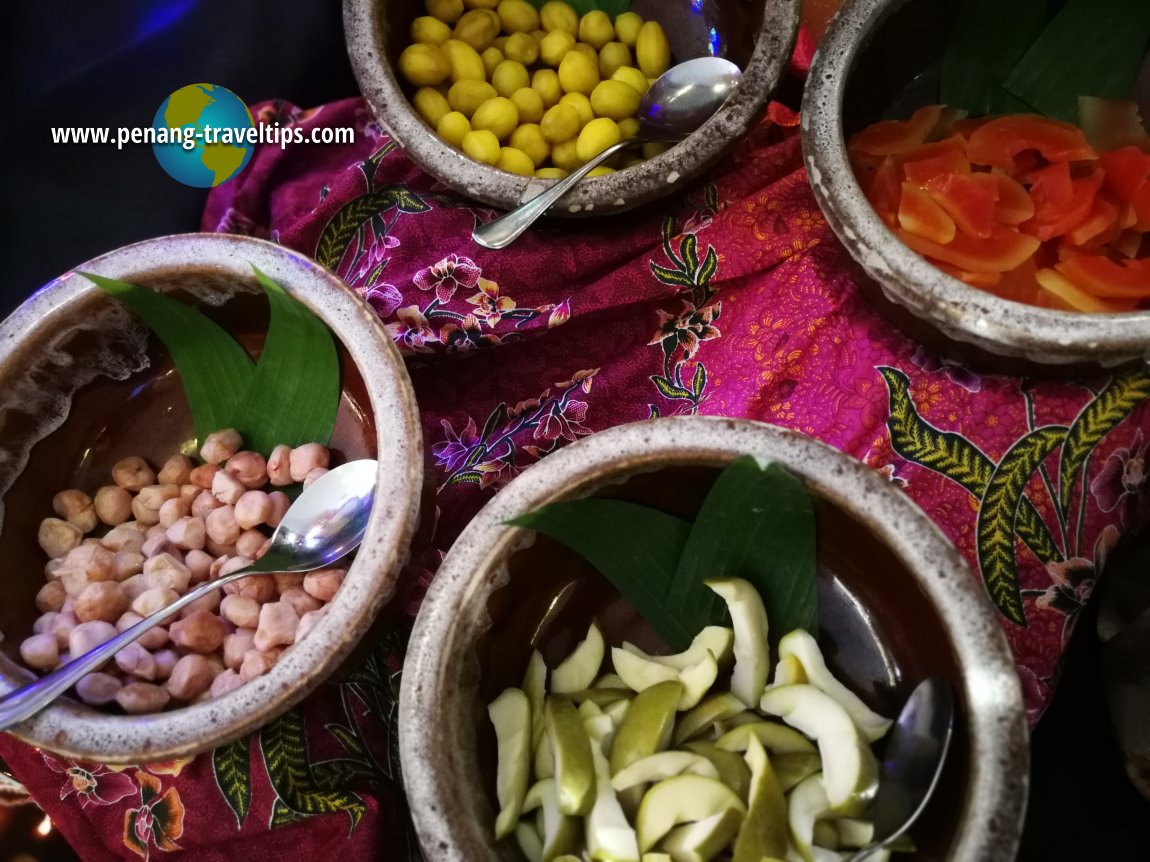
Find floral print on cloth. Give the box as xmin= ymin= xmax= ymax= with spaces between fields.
xmin=1 ymin=92 xmax=1148 ymax=859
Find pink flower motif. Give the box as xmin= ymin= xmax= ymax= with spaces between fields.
xmin=466 ymin=278 xmax=515 ymax=327
xmin=1090 ymin=429 xmax=1149 ymax=527
xmin=362 ymin=283 xmax=403 ymax=319
xmin=385 ymin=305 xmax=437 ymax=353
xmin=44 ymin=757 xmax=136 ymax=809
xmin=535 ymin=399 xmax=591 ymax=442
xmin=649 ymin=301 xmax=721 ymax=360
xmin=214 ymin=207 xmax=259 ymax=237
xmin=432 ymin=417 xmax=480 ymax=472
xmin=548 ymin=299 xmax=572 ymax=329
xmin=414 ymin=254 xmax=482 ymax=304
xmin=354 ymin=230 xmax=400 ymax=282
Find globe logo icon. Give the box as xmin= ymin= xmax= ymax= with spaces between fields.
xmin=152 ymin=84 xmax=255 ymax=188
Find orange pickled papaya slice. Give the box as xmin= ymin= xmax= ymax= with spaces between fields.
xmin=1023 ymin=168 xmax=1104 ymax=242
xmin=1065 ymin=196 xmax=1119 ymax=247
xmin=967 ymin=115 xmax=1097 ymax=170
xmin=1055 ymin=256 xmax=1150 ymax=298
xmin=898 ymin=182 xmax=957 ymax=244
xmin=1036 ymin=267 xmax=1139 ymax=312
xmin=900 ymin=138 xmax=970 ymax=185
xmin=924 ymin=172 xmax=999 ymax=239
xmin=1099 ymin=146 xmax=1150 ymax=204
xmin=990 ymin=171 xmax=1035 ymax=225
xmin=898 ymin=225 xmax=1041 ymax=273
xmin=849 ymin=106 xmax=943 ymax=157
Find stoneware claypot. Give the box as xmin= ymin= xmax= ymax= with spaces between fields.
xmin=344 ymin=0 xmax=800 ymax=216
xmin=399 ymin=416 xmax=1029 ymax=862
xmin=802 ymin=0 xmax=1150 ymax=372
xmin=0 ymin=233 xmax=423 ymax=763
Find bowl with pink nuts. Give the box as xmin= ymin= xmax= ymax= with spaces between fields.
xmin=0 ymin=234 xmax=422 ymax=763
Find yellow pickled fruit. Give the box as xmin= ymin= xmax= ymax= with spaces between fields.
xmin=443 ymin=39 xmax=486 ymax=82
xmin=437 ymin=111 xmax=472 ymax=147
xmin=532 ymin=69 xmax=563 ymax=108
xmin=636 ymin=21 xmax=671 ymax=78
xmin=510 ymin=123 xmax=549 ymax=166
xmin=510 ymin=87 xmax=545 ymax=124
xmin=536 ymin=167 xmax=569 ymax=179
xmin=480 ymin=46 xmax=504 ymax=78
xmin=578 ymin=10 xmax=614 ymax=50
xmin=398 ymin=43 xmax=451 ymax=86
xmin=576 ymin=117 xmax=621 ymax=162
xmin=551 ymin=138 xmax=583 ymax=170
xmin=492 ymin=60 xmax=530 ymax=98
xmin=471 ymin=96 xmax=520 ymax=140
xmin=598 ymin=41 xmax=632 ymax=79
xmin=587 ymin=166 xmax=615 ymax=177
xmin=532 ymin=29 xmax=547 ymax=41
xmin=540 ymin=30 xmax=575 ymax=66
xmin=617 ymin=117 xmax=640 ymax=140
xmin=411 ymin=15 xmax=453 ymax=45
xmin=462 ymin=129 xmax=501 ymax=164
xmin=497 ymin=0 xmax=540 ymax=34
xmin=448 ymin=79 xmax=498 ymax=117
xmin=426 ymin=0 xmax=464 ymax=25
xmin=463 ymin=0 xmax=498 ymax=8
xmin=540 ymin=103 xmax=580 ymax=143
xmin=540 ymin=1 xmax=578 ymax=36
xmin=611 ymin=65 xmax=649 ymax=95
xmin=558 ymin=51 xmax=598 ymax=96
xmin=496 ymin=146 xmax=536 ymax=176
xmin=414 ymin=87 xmax=452 ymax=127
xmin=559 ymin=92 xmax=593 ymax=129
xmin=590 ymin=80 xmax=641 ymax=121
xmin=572 ymin=42 xmax=598 ymax=63
xmin=614 ymin=11 xmax=643 ymax=47
xmin=493 ymin=35 xmax=509 ymax=52
xmin=453 ymin=9 xmax=501 ymax=51
xmin=642 ymin=141 xmax=672 ymax=160
xmin=504 ymin=32 xmax=540 ymax=65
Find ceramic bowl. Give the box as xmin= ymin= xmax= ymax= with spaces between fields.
xmin=802 ymin=0 xmax=1150 ymax=372
xmin=344 ymin=0 xmax=800 ymax=216
xmin=0 ymin=233 xmax=423 ymax=763
xmin=399 ymin=417 xmax=1029 ymax=862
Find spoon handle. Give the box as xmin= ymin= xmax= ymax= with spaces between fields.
xmin=472 ymin=137 xmax=641 ymax=250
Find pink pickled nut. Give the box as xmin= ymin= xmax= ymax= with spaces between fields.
xmin=114 ymin=642 xmax=157 ymax=680
xmin=152 ymin=649 xmax=179 ymax=680
xmin=254 ymin=601 xmax=299 ymax=652
xmin=117 ymin=611 xmax=169 ymax=650
xmin=44 ymin=558 xmax=66 ymax=580
xmin=93 ymin=486 xmax=134 ymax=527
xmin=191 ymin=489 xmax=223 ymax=520
xmin=20 ymin=633 xmax=59 ymax=670
xmin=66 ymin=544 xmax=117 ymax=582
xmin=76 ymin=672 xmax=123 ymax=705
xmin=279 ymin=587 xmax=322 ymax=618
xmin=112 ymin=456 xmax=156 ymax=492
xmin=54 ymin=651 xmax=71 ymax=669
xmin=297 ymin=607 xmax=327 ymax=642
xmin=221 ymin=595 xmax=261 ymax=629
xmin=178 ymin=590 xmax=220 ymax=619
xmin=53 ymin=490 xmax=98 ymax=534
xmin=39 ymin=517 xmax=83 ymax=559
xmin=179 ymin=484 xmax=201 ymax=505
xmin=132 ymin=586 xmax=179 ymax=617
xmin=169 ymin=611 xmax=227 ymax=654
xmin=35 ymin=581 xmax=67 ymax=613
xmin=239 ymin=648 xmax=281 ymax=682
xmin=189 ymin=463 xmax=219 ymax=489
xmin=223 ymin=628 xmax=257 ymax=670
xmin=120 ymin=574 xmax=150 ymax=601
xmin=235 ymin=529 xmax=268 ymax=560
xmin=113 ymin=551 xmax=146 ymax=581
xmin=266 ymin=492 xmax=291 ymax=528
xmin=166 ymin=654 xmax=214 ymax=701
xmin=140 ymin=533 xmax=176 ymax=559
xmin=205 ymin=537 xmax=238 ymax=558
xmin=266 ymin=445 xmax=293 ymax=486
xmin=273 ymin=572 xmax=305 ymax=593
xmin=116 ymin=682 xmax=170 ymax=714
xmin=200 ymin=429 xmax=243 ymax=466
xmin=224 ymin=572 xmax=275 ymax=603
xmin=289 ymin=443 xmax=330 ymax=483
xmin=226 ymin=451 xmax=268 ymax=489
xmin=49 ymin=611 xmax=79 ymax=648
xmin=234 ymin=490 xmax=272 ymax=530
xmin=185 ymin=549 xmax=213 ymax=584
xmin=210 ymin=669 xmax=244 ymax=698
xmin=205 ymin=653 xmax=226 ymax=676
xmin=158 ymin=496 xmax=192 ymax=529
xmin=206 ymin=505 xmax=241 ymax=546
xmin=303 ymin=467 xmax=329 ymax=488
xmin=58 ymin=567 xmax=92 ymax=599
xmin=157 ymin=454 xmax=194 ymax=486
xmin=138 ymin=484 xmax=180 ymax=511
xmin=303 ymin=568 xmax=346 ymax=602
xmin=167 ymin=516 xmax=207 ymax=551
xmin=100 ymin=523 xmax=145 ymax=554
xmin=33 ymin=612 xmax=59 ymax=636
xmin=131 ymin=496 xmax=161 ymax=527
xmin=75 ymin=581 xmax=129 ymax=624
xmin=69 ymin=620 xmax=118 ymax=658
xmin=143 ymin=553 xmax=191 ymax=593
xmin=212 ymin=470 xmax=246 ymax=506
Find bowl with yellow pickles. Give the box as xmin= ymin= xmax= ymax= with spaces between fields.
xmin=398 ymin=418 xmax=1029 ymax=861
xmin=344 ymin=0 xmax=800 ymax=215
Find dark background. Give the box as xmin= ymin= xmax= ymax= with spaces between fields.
xmin=1 ymin=1 xmax=1148 ymax=860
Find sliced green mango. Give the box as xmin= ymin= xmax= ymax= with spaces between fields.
xmin=489 ymin=687 xmax=532 ymax=839
xmin=636 ymin=775 xmax=747 ymax=853
xmin=778 ymin=629 xmax=891 ymax=742
xmin=566 ymin=687 xmax=635 ymax=708
xmin=553 ymin=620 xmax=606 ymax=695
xmin=524 ymin=650 xmax=549 ymax=745
xmin=835 ymin=818 xmax=874 ymax=849
xmin=715 ymin=721 xmax=816 ymax=755
xmin=595 ymin=672 xmax=628 ymax=689
xmin=621 ymin=626 xmax=734 ymax=671
xmin=579 ymin=700 xmax=605 ymax=720
xmin=675 ymin=651 xmax=719 ymax=710
xmin=787 ymin=772 xmax=831 ymax=862
xmin=584 ymin=712 xmax=617 ymax=754
xmin=705 ymin=579 xmax=770 ymax=707
xmin=682 ymin=741 xmax=752 ymax=802
xmin=659 ymin=806 xmax=743 ymax=862
xmin=642 ymin=855 xmax=674 ymax=862
xmin=768 ymin=654 xmax=808 ymax=689
xmin=611 ymin=752 xmax=720 ymax=792
xmin=535 ymin=725 xmax=555 ymax=780
xmin=772 ymin=752 xmax=823 ymax=792
xmin=546 ymin=697 xmax=596 ymax=816
xmin=522 ymin=779 xmax=581 ymax=862
xmin=586 ymin=740 xmax=641 ymax=862
xmin=812 ymin=820 xmax=839 ymax=849
xmin=609 ymin=680 xmax=683 ymax=775
xmin=731 ymin=736 xmax=788 ymax=862
xmin=515 ymin=820 xmax=544 ymax=862
xmin=612 ymin=647 xmax=680 ymax=691
xmin=673 ymin=693 xmax=749 ymax=746
xmin=605 ymin=699 xmax=631 ymax=727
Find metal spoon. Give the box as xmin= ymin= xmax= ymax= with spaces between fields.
xmin=0 ymin=459 xmax=378 ymax=730
xmin=845 ymin=677 xmax=955 ymax=862
xmin=472 ymin=56 xmax=741 ymax=250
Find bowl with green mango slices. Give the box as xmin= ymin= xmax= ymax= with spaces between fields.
xmin=399 ymin=417 xmax=1028 ymax=862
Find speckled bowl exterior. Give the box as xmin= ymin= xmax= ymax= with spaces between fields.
xmin=344 ymin=0 xmax=800 ymax=216
xmin=0 ymin=234 xmax=423 ymax=764
xmin=399 ymin=417 xmax=1029 ymax=862
xmin=802 ymin=0 xmax=1150 ymax=369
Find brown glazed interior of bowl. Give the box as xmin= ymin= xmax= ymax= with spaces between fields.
xmin=0 ymin=272 xmax=375 ymax=705
xmin=471 ymin=465 xmax=968 ymax=861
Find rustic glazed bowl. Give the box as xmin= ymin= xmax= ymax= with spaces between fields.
xmin=399 ymin=417 xmax=1028 ymax=862
xmin=344 ymin=0 xmax=800 ymax=216
xmin=0 ymin=233 xmax=423 ymax=764
xmin=802 ymin=0 xmax=1150 ymax=371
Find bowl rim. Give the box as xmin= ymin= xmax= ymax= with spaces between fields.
xmin=0 ymin=232 xmax=424 ymax=763
xmin=342 ymin=0 xmax=801 ymax=215
xmin=801 ymin=0 xmax=1150 ymax=367
xmin=398 ymin=416 xmax=1029 ymax=862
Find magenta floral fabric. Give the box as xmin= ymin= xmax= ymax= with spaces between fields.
xmin=2 ymin=94 xmax=1148 ymax=860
